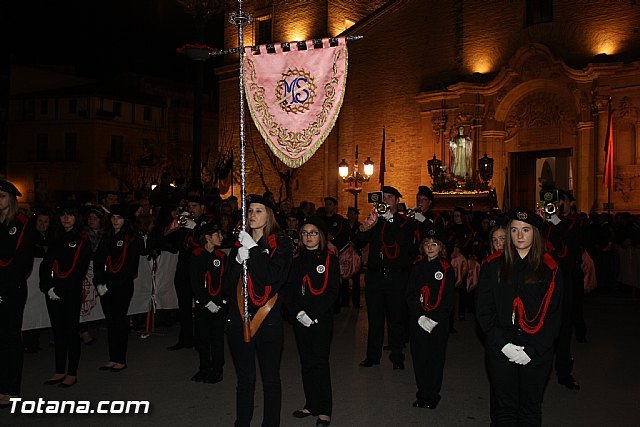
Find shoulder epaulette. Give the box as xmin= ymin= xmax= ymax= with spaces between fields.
xmin=483 ymin=250 xmax=502 ymax=264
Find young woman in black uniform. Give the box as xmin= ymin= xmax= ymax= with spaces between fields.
xmin=224 ymin=194 xmax=293 ymax=427
xmin=406 ymin=228 xmax=455 ymax=410
xmin=189 ymin=222 xmax=227 ymax=384
xmin=286 ymin=217 xmax=339 ymax=426
xmin=476 ymin=209 xmax=563 ymax=426
xmin=93 ymin=204 xmax=141 ymax=372
xmin=39 ymin=202 xmax=92 ymax=388
xmin=0 ymin=180 xmax=34 ymax=407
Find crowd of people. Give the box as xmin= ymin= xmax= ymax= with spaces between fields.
xmin=1 ymin=174 xmax=639 ymax=425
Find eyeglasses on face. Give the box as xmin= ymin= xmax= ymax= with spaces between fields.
xmin=301 ymin=230 xmax=320 ymax=237
xmin=424 ymin=241 xmax=440 ymax=247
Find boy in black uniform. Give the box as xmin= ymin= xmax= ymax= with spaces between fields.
xmin=357 ymin=186 xmax=419 ymax=370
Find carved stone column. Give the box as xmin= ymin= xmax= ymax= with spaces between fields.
xmin=576 ymin=121 xmax=595 ymax=212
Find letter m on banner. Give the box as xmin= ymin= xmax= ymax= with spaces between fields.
xmin=244 ymin=37 xmax=348 ymax=168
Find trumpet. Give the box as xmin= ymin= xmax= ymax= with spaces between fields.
xmin=177 ymin=212 xmax=193 ymax=227
xmin=404 ymin=208 xmax=416 ymax=218
xmin=374 ymin=202 xmax=390 ymax=215
xmin=543 ymin=202 xmax=557 ymax=217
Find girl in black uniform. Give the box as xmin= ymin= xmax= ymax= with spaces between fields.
xmin=476 ymin=209 xmax=563 ymax=426
xmin=406 ymin=228 xmax=455 ymax=410
xmin=0 ymin=180 xmax=34 ymax=407
xmin=286 ymin=217 xmax=339 ymax=426
xmin=39 ymin=202 xmax=92 ymax=388
xmin=224 ymin=194 xmax=293 ymax=427
xmin=189 ymin=222 xmax=227 ymax=384
xmin=93 ymin=204 xmax=141 ymax=372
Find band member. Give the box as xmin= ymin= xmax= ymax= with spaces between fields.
xmin=320 ymin=197 xmax=349 ymax=312
xmin=189 ymin=222 xmax=227 ymax=384
xmin=345 ymin=206 xmax=364 ymax=308
xmin=165 ymin=195 xmax=214 ymax=350
xmin=476 ymin=209 xmax=563 ymax=426
xmin=413 ymin=186 xmax=445 ymax=234
xmin=224 ymin=194 xmax=293 ymax=427
xmin=357 ymin=186 xmax=419 ymax=370
xmin=0 ymin=180 xmax=34 ymax=407
xmin=285 ymin=217 xmax=339 ymax=426
xmin=39 ymin=201 xmax=92 ymax=388
xmin=407 ymin=229 xmax=455 ymax=409
xmin=489 ymin=225 xmax=507 ymax=254
xmin=93 ymin=204 xmax=141 ymax=372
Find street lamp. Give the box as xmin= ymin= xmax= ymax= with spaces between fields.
xmin=339 ymin=144 xmax=374 ymax=210
xmin=427 ymin=154 xmax=443 ymax=180
xmin=478 ymin=152 xmax=494 ymax=184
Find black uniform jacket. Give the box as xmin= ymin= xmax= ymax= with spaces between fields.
xmin=357 ymin=212 xmax=419 ymax=270
xmin=190 ymin=247 xmax=227 ymax=306
xmin=224 ymin=233 xmax=293 ymax=317
xmin=476 ymin=251 xmax=564 ymax=365
xmin=93 ymin=230 xmax=141 ymax=290
xmin=406 ymin=256 xmax=456 ymax=323
xmin=284 ymin=248 xmax=340 ymax=320
xmin=39 ymin=229 xmax=92 ymax=295
xmin=0 ymin=212 xmax=34 ymax=297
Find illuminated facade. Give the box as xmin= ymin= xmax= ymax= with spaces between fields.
xmin=219 ymin=0 xmax=640 ymax=212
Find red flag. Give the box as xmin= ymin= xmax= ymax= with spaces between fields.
xmin=379 ymin=127 xmax=386 ymax=189
xmin=603 ymin=101 xmax=615 ymax=191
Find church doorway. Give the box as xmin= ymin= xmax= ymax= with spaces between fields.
xmin=509 ymin=148 xmax=573 ymax=210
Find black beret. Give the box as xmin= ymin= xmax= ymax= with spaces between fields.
xmin=187 ymin=195 xmax=205 ymax=205
xmin=424 ymin=227 xmax=447 ymax=245
xmin=195 ymin=221 xmax=222 ymax=238
xmin=301 ymin=216 xmax=328 ymax=237
xmin=453 ymin=206 xmax=467 ymax=215
xmin=246 ymin=194 xmax=277 ymax=212
xmin=108 ymin=203 xmax=130 ymax=220
xmin=382 ymin=186 xmax=402 ymax=198
xmin=324 ymin=196 xmax=338 ymax=205
xmin=417 ymin=186 xmax=434 ymax=201
xmin=508 ymin=209 xmax=543 ymax=229
xmin=83 ymin=204 xmax=105 ymax=218
xmin=56 ymin=201 xmax=79 ymax=216
xmin=0 ymin=179 xmax=22 ymax=197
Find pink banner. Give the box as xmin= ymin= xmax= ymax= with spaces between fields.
xmin=244 ymin=37 xmax=348 ymax=168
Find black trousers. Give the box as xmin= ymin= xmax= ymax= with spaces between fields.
xmin=46 ymin=290 xmax=82 ymax=376
xmin=0 ymin=285 xmax=27 ymax=396
xmin=555 ymin=271 xmax=574 ymax=379
xmin=486 ymin=352 xmax=552 ymax=427
xmin=100 ymin=281 xmax=134 ymax=364
xmin=174 ymin=267 xmax=194 ymax=345
xmin=364 ymin=270 xmax=408 ymax=363
xmin=410 ymin=317 xmax=450 ymax=402
xmin=194 ymin=303 xmax=227 ymax=374
xmin=227 ymin=309 xmax=283 ymax=427
xmin=293 ymin=312 xmax=333 ymax=417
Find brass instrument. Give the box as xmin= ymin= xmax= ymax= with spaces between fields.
xmin=404 ymin=208 xmax=416 ymax=218
xmin=177 ymin=212 xmax=193 ymax=227
xmin=543 ymin=202 xmax=557 ymax=216
xmin=374 ymin=202 xmax=390 ymax=214
xmin=539 ymin=189 xmax=559 ymax=218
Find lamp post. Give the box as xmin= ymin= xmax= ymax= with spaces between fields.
xmin=478 ymin=152 xmax=494 ymax=185
xmin=338 ymin=144 xmax=374 ymax=210
xmin=427 ymin=153 xmax=443 ymax=187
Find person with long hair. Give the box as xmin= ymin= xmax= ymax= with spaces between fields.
xmin=406 ymin=229 xmax=455 ymax=410
xmin=476 ymin=209 xmax=563 ymax=426
xmin=489 ymin=225 xmax=507 ymax=254
xmin=224 ymin=194 xmax=293 ymax=427
xmin=39 ymin=201 xmax=92 ymax=388
xmin=285 ymin=217 xmax=339 ymax=426
xmin=0 ymin=180 xmax=34 ymax=407
xmin=93 ymin=204 xmax=141 ymax=372
xmin=189 ymin=222 xmax=227 ymax=384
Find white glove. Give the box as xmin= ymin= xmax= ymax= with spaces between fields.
xmin=96 ymin=284 xmax=108 ymax=296
xmin=205 ymin=301 xmax=220 ymax=313
xmin=48 ymin=288 xmax=61 ymax=301
xmin=184 ymin=218 xmax=197 ymax=229
xmin=501 ymin=343 xmax=524 ymax=360
xmin=0 ymin=295 xmax=3 ymax=304
xmin=382 ymin=210 xmax=393 ymax=221
xmin=418 ymin=315 xmax=438 ymax=333
xmin=296 ymin=311 xmax=314 ymax=328
xmin=235 ymin=246 xmax=250 ymax=264
xmin=413 ymin=212 xmax=426 ymax=222
xmin=510 ymin=349 xmax=532 ymax=365
xmin=238 ymin=230 xmax=258 ymax=249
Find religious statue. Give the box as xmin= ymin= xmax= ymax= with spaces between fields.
xmin=449 ymin=126 xmax=473 ymax=178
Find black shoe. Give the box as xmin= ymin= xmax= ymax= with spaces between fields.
xmin=191 ymin=371 xmax=207 ymax=382
xmin=413 ymin=399 xmax=429 ymax=408
xmin=168 ymin=342 xmax=194 ymax=351
xmin=205 ymin=372 xmax=223 ymax=384
xmin=110 ymin=365 xmax=127 ymax=372
xmin=426 ymin=395 xmax=441 ymax=409
xmin=58 ymin=378 xmax=78 ymax=388
xmin=316 ymin=418 xmax=331 ymax=426
xmin=558 ymin=375 xmax=581 ymax=390
xmin=44 ymin=377 xmax=65 ymax=385
xmin=359 ymin=358 xmax=380 ymax=367
xmin=292 ymin=409 xmax=313 ymax=418
xmin=393 ymin=361 xmax=405 ymax=370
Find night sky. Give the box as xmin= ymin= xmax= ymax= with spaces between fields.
xmin=9 ymin=0 xmax=225 ymax=82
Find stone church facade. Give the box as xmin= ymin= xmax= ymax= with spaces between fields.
xmin=218 ymin=0 xmax=640 ymax=213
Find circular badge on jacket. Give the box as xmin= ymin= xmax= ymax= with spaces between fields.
xmin=117 ymin=240 xmax=124 ymax=247
xmin=69 ymin=241 xmax=77 ymax=248
xmin=316 ymin=265 xmax=326 ymax=274
xmin=434 ymin=271 xmax=444 ymax=280
xmin=213 ymin=259 xmax=221 ymax=268
xmin=9 ymin=226 xmax=17 ymax=235
xmin=332 ymin=222 xmax=337 ymax=227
